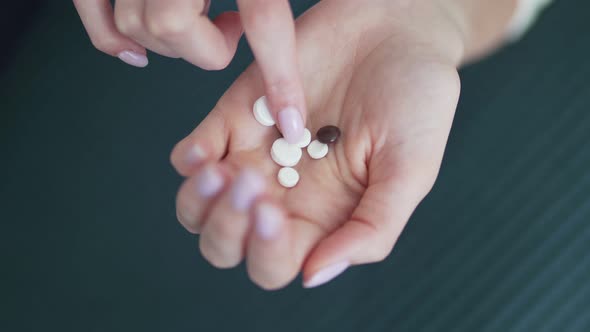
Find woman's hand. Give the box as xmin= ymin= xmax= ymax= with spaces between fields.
xmin=171 ymin=0 xmax=464 ymax=289
xmin=73 ymin=0 xmax=308 ymax=143
xmin=170 ymin=0 xmax=510 ymax=289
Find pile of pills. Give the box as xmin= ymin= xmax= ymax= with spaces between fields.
xmin=252 ymin=96 xmax=341 ymax=188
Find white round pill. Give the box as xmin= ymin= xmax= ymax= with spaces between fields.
xmin=294 ymin=128 xmax=312 ymax=148
xmin=271 ymin=138 xmax=302 ymax=167
xmin=278 ymin=167 xmax=299 ymax=188
xmin=253 ymin=96 xmax=275 ymax=126
xmin=307 ymin=140 xmax=329 ymax=159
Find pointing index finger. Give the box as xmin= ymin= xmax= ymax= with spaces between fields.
xmin=236 ymin=0 xmax=307 ymax=144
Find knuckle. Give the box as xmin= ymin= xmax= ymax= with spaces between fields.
xmin=90 ymin=36 xmax=116 ymax=53
xmin=169 ymin=141 xmax=184 ymax=173
xmin=199 ymin=238 xmax=238 ymax=269
xmin=146 ymin=10 xmax=191 ymax=38
xmin=199 ymin=241 xmax=222 ymax=267
xmin=265 ymin=79 xmax=301 ymax=109
xmin=366 ymin=242 xmax=393 ymax=263
xmin=169 ymin=138 xmax=203 ymax=177
xmin=210 ymin=219 xmax=240 ymax=241
xmin=176 ymin=209 xmax=199 ymax=234
xmin=241 ymin=0 xmax=277 ymax=28
xmin=203 ymin=55 xmax=232 ymax=71
xmin=114 ymin=10 xmax=143 ymax=36
xmin=175 ymin=186 xmax=200 ymax=234
xmin=194 ymin=52 xmax=233 ymax=71
xmin=212 ymin=257 xmax=239 ymax=269
xmin=254 ymin=279 xmax=286 ymax=291
xmin=248 ymin=267 xmax=293 ymax=291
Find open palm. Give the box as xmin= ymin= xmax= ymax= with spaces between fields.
xmin=171 ymin=0 xmax=461 ymax=289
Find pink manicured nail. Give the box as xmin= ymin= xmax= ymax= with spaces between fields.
xmin=231 ymin=169 xmax=265 ymax=211
xmin=196 ymin=166 xmax=224 ymax=198
xmin=185 ymin=144 xmax=206 ymax=165
xmin=304 ymin=261 xmax=350 ymax=288
xmin=255 ymin=203 xmax=283 ymax=239
xmin=202 ymin=0 xmax=211 ymax=14
xmin=117 ymin=50 xmax=148 ymax=67
xmin=278 ymin=106 xmax=304 ymax=144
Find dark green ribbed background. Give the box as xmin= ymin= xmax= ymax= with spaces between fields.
xmin=1 ymin=1 xmax=589 ymax=331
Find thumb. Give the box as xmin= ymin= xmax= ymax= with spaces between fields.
xmin=302 ymin=161 xmax=435 ymax=288
xmin=73 ymin=0 xmax=148 ymax=67
xmin=237 ymin=0 xmax=306 ymax=144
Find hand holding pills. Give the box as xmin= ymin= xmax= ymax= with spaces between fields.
xmin=171 ymin=0 xmax=462 ymax=289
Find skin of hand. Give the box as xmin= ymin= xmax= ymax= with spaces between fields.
xmin=73 ymin=0 xmax=308 ymax=143
xmin=169 ymin=0 xmax=480 ymax=290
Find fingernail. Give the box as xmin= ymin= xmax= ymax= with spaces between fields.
xmin=304 ymin=261 xmax=350 ymax=288
xmin=278 ymin=106 xmax=304 ymax=144
xmin=231 ymin=168 xmax=265 ymax=211
xmin=196 ymin=166 xmax=224 ymax=198
xmin=255 ymin=203 xmax=283 ymax=240
xmin=202 ymin=0 xmax=211 ymax=14
xmin=186 ymin=144 xmax=206 ymax=165
xmin=117 ymin=50 xmax=148 ymax=68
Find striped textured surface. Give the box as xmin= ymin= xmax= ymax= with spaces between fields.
xmin=1 ymin=0 xmax=589 ymax=331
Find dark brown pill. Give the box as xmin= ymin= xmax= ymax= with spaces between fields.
xmin=316 ymin=125 xmax=341 ymax=144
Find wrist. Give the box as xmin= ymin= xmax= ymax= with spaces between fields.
xmin=323 ymin=0 xmax=510 ymax=68
xmin=435 ymin=0 xmax=518 ymax=63
xmin=382 ymin=0 xmax=468 ymax=67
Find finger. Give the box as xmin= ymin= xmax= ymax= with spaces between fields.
xmin=113 ymin=0 xmax=180 ymax=58
xmin=246 ymin=203 xmax=324 ymax=290
xmin=246 ymin=201 xmax=294 ymax=290
xmin=175 ymin=163 xmax=227 ymax=234
xmin=145 ymin=0 xmax=243 ymax=70
xmin=244 ymin=204 xmax=295 ymax=290
xmin=73 ymin=0 xmax=148 ymax=67
xmin=199 ymin=168 xmax=265 ymax=269
xmin=236 ymin=0 xmax=307 ymax=144
xmin=170 ymin=111 xmax=230 ymax=177
xmin=302 ymin=166 xmax=432 ymax=288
